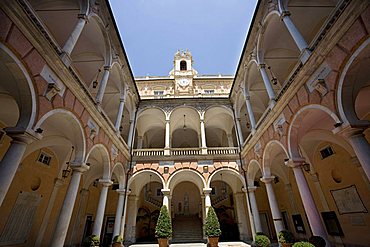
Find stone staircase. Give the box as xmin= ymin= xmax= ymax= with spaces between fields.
xmin=172 ymin=215 xmax=204 ymax=243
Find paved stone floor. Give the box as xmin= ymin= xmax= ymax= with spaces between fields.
xmin=129 ymin=241 xmax=251 ymax=247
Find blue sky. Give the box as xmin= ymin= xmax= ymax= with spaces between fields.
xmin=108 ymin=0 xmax=258 ymax=77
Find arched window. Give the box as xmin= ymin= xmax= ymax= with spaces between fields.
xmin=180 ymin=60 xmax=187 ymax=71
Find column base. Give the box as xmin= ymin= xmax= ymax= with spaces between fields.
xmin=201 ymin=147 xmax=208 ymax=155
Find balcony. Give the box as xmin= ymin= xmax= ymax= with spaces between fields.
xmin=132 ymin=147 xmax=239 ymax=161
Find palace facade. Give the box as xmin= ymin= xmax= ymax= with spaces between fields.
xmin=0 ymin=0 xmax=369 ymax=246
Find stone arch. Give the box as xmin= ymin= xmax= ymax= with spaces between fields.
xmin=111 ymin=162 xmax=126 ymax=188
xmin=262 ymin=140 xmax=290 ymax=184
xmin=83 ymin=143 xmax=111 ymax=187
xmin=87 ymin=13 xmax=112 ymax=66
xmin=34 ymin=108 xmax=86 ymax=162
xmin=208 ymin=168 xmax=246 ymax=193
xmin=136 ymin=107 xmax=166 ymax=148
xmin=167 ymin=169 xmax=206 ymax=194
xmin=288 ymin=104 xmax=341 ymax=159
xmin=170 ymin=106 xmax=201 ymax=148
xmin=0 ymin=43 xmax=37 ymax=130
xmin=128 ymin=169 xmax=165 ymax=196
xmin=247 ymin=159 xmax=262 ymax=187
xmin=337 ymin=37 xmax=370 ymax=126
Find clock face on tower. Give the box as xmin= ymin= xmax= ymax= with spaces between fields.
xmin=178 ymin=78 xmax=190 ymax=87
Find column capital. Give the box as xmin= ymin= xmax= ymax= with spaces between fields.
xmin=203 ymin=188 xmax=213 ymax=195
xmin=70 ymin=162 xmax=90 ymax=173
xmin=258 ymin=63 xmax=266 ymax=69
xmin=247 ymin=186 xmax=258 ymax=192
xmin=161 ymin=188 xmax=170 ymax=196
xmin=103 ymin=65 xmax=111 ymax=71
xmin=116 ymin=188 xmax=130 ymax=195
xmin=280 ymin=10 xmax=291 ymax=18
xmin=260 ymin=176 xmax=275 ymax=184
xmin=99 ymin=179 xmax=113 ymax=187
xmin=77 ymin=14 xmax=88 ymax=21
xmin=245 ymin=95 xmax=251 ymax=100
xmin=5 ymin=128 xmax=42 ymax=144
xmin=236 ymin=118 xmax=241 ymax=122
xmin=335 ymin=125 xmax=366 ymax=138
xmin=284 ymin=158 xmax=305 ymax=168
xmin=119 ymin=97 xmax=125 ymax=103
xmin=54 ymin=178 xmax=65 ymax=187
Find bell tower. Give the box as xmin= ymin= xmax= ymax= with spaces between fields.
xmin=170 ymin=50 xmax=197 ymax=93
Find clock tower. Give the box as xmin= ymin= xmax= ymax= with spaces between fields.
xmin=170 ymin=49 xmax=197 ymax=94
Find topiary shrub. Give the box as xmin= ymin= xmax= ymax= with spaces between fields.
xmin=88 ymin=235 xmax=100 ymax=246
xmin=254 ymin=234 xmax=270 ymax=247
xmin=278 ymin=230 xmax=295 ymax=243
xmin=112 ymin=234 xmax=124 ymax=244
xmin=155 ymin=205 xmax=172 ymax=238
xmin=204 ymin=206 xmax=222 ymax=237
xmin=292 ymin=241 xmax=315 ymax=247
xmin=309 ymin=236 xmax=326 ymax=247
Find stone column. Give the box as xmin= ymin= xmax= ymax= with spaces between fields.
xmin=200 ymin=118 xmax=207 ymax=154
xmin=62 ymin=14 xmax=88 ymax=56
xmin=0 ymin=130 xmax=39 ymax=207
xmin=258 ymin=64 xmax=276 ymax=105
xmin=92 ymin=179 xmax=113 ymax=237
xmin=120 ymin=190 xmax=131 ymax=237
xmin=161 ymin=189 xmax=170 ymax=209
xmin=95 ymin=66 xmax=111 ymax=105
xmin=286 ymin=160 xmax=330 ymax=246
xmin=280 ymin=11 xmax=310 ymax=63
xmin=203 ymin=188 xmax=212 ymax=215
xmin=35 ymin=178 xmax=64 ymax=247
xmin=235 ymin=118 xmax=244 ymax=144
xmin=124 ymin=195 xmax=139 ymax=243
xmin=68 ymin=188 xmax=90 ymax=245
xmin=50 ymin=163 xmax=89 ymax=247
xmin=112 ymin=189 xmax=125 ymax=238
xmin=164 ymin=119 xmax=170 ymax=155
xmin=114 ymin=97 xmax=126 ymax=134
xmin=260 ymin=176 xmax=284 ymax=235
xmin=244 ymin=95 xmax=257 ymax=132
xmin=241 ymin=188 xmax=256 ymax=240
xmin=127 ymin=120 xmax=135 ymax=149
xmin=234 ymin=192 xmax=250 ymax=241
xmin=246 ymin=186 xmax=262 ymax=233
xmin=340 ymin=127 xmax=370 ymax=181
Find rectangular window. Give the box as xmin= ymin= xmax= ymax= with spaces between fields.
xmin=320 ymin=146 xmax=334 ymax=159
xmin=204 ymin=90 xmax=214 ymax=94
xmin=37 ymin=152 xmax=51 ymax=166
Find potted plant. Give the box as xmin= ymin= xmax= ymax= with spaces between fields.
xmin=112 ymin=235 xmax=124 ymax=247
xmin=278 ymin=230 xmax=295 ymax=247
xmin=155 ymin=205 xmax=172 ymax=247
xmin=204 ymin=206 xmax=221 ymax=247
xmin=88 ymin=235 xmax=100 ymax=247
xmin=292 ymin=242 xmax=315 ymax=247
xmin=253 ymin=233 xmax=270 ymax=247
xmin=309 ymin=236 xmax=326 ymax=247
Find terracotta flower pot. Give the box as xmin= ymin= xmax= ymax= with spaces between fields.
xmin=158 ymin=238 xmax=169 ymax=247
xmin=208 ymin=236 xmax=219 ymax=247
xmin=281 ymin=243 xmax=293 ymax=247
xmin=112 ymin=243 xmax=123 ymax=247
